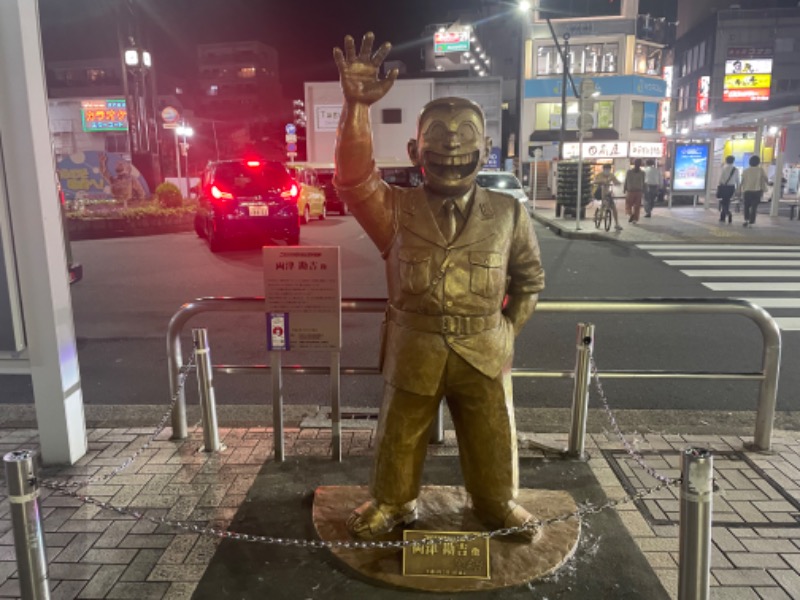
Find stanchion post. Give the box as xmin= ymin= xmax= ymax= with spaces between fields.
xmin=678 ymin=448 xmax=713 ymax=600
xmin=429 ymin=401 xmax=445 ymax=445
xmin=192 ymin=329 xmax=222 ymax=452
xmin=4 ymin=451 xmax=50 ymax=600
xmin=567 ymin=322 xmax=594 ymax=459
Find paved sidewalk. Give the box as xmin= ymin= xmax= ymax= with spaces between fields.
xmin=530 ymin=198 xmax=800 ymax=244
xmin=0 ymin=416 xmax=798 ymax=598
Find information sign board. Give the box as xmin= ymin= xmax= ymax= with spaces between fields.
xmin=263 ymin=246 xmax=341 ymax=350
xmin=673 ymin=143 xmax=710 ymax=193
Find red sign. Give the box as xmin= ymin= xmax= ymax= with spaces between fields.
xmin=723 ymin=88 xmax=770 ymax=102
xmin=696 ymin=76 xmax=710 ymax=113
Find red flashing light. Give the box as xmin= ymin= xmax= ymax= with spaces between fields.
xmin=246 ymin=160 xmax=261 ymax=167
xmin=280 ymin=182 xmax=300 ymax=200
xmin=211 ymin=185 xmax=233 ymax=200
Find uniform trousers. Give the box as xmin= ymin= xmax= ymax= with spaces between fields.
xmin=370 ymin=348 xmax=518 ymax=515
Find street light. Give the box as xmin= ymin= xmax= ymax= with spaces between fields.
xmin=176 ymin=124 xmax=193 ymax=198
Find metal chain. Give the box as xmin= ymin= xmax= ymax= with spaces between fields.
xmin=589 ymin=354 xmax=680 ymax=486
xmin=42 ymin=357 xmax=195 ymax=491
xmin=41 ymin=477 xmax=679 ymax=550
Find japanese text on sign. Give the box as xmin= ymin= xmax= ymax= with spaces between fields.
xmin=263 ymin=247 xmax=341 ymax=350
xmin=81 ymin=99 xmax=128 ymax=132
xmin=403 ymin=531 xmax=490 ymax=580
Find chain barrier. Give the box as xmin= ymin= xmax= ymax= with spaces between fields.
xmin=590 ymin=354 xmax=681 ymax=486
xmin=41 ymin=476 xmax=679 ymax=550
xmin=35 ymin=350 xmax=684 ymax=550
xmin=41 ymin=356 xmax=195 ymax=492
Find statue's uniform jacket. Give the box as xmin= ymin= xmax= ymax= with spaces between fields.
xmin=339 ymin=171 xmax=545 ymax=397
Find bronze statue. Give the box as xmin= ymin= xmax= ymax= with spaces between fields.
xmin=333 ymin=33 xmax=545 ymax=542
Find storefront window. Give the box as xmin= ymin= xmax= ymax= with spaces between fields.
xmin=535 ymin=100 xmax=615 ymax=130
xmin=536 ymin=43 xmax=618 ymax=75
xmin=634 ymin=43 xmax=662 ymax=76
xmin=631 ymin=100 xmax=659 ymax=130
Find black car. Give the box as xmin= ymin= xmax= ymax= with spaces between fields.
xmin=316 ymin=171 xmax=347 ymax=216
xmin=194 ymin=159 xmax=301 ymax=251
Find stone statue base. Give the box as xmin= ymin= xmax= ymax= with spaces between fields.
xmin=312 ymin=485 xmax=581 ymax=592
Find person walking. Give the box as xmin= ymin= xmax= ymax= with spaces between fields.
xmin=643 ymin=159 xmax=662 ymax=218
xmin=716 ymin=155 xmax=739 ymax=224
xmin=624 ymin=159 xmax=646 ymax=223
xmin=594 ymin=163 xmax=623 ymax=231
xmin=739 ymin=155 xmax=769 ymax=227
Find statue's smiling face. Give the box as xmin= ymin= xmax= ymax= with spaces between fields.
xmin=413 ymin=100 xmax=488 ymax=196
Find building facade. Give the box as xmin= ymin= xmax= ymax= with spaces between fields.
xmin=521 ymin=0 xmax=671 ymax=188
xmin=672 ymin=3 xmax=800 ymax=197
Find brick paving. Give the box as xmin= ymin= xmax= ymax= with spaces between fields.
xmin=0 ymin=424 xmax=798 ymax=598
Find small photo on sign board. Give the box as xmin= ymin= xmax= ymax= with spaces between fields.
xmin=403 ymin=531 xmax=490 ymax=580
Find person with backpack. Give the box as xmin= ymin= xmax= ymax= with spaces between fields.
xmin=716 ymin=155 xmax=740 ymax=224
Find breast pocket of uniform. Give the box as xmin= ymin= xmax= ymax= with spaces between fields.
xmin=469 ymin=251 xmax=504 ymax=298
xmin=398 ymin=248 xmax=432 ymax=294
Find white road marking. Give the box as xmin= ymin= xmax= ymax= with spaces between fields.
xmin=682 ymin=270 xmax=800 ymax=278
xmin=666 ymin=260 xmax=800 ymax=267
xmin=704 ymin=282 xmax=800 ymax=291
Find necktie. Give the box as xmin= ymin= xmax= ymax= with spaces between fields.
xmin=441 ymin=199 xmax=458 ymax=243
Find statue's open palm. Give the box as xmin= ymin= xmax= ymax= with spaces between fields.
xmin=334 ymin=33 xmax=398 ymax=105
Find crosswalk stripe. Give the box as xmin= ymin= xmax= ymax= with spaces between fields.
xmin=704 ymin=282 xmax=800 ymax=291
xmin=682 ymin=269 xmax=800 ymax=278
xmin=637 ymin=244 xmax=800 ymax=251
xmin=651 ymin=252 xmax=800 ymax=258
xmin=640 ymin=244 xmax=800 ymax=332
xmin=739 ymin=298 xmax=800 ymax=309
xmin=666 ymin=260 xmax=800 ymax=267
xmin=772 ymin=318 xmax=800 ymax=331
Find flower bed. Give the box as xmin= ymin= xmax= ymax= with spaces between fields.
xmin=66 ymin=201 xmax=196 ymax=240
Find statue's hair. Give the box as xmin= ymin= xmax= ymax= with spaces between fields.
xmin=417 ymin=97 xmax=485 ymax=129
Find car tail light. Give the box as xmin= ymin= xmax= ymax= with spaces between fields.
xmin=280 ymin=181 xmax=299 ymax=200
xmin=246 ymin=160 xmax=261 ymax=168
xmin=211 ymin=185 xmax=233 ymax=200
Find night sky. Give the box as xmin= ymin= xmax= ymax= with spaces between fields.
xmin=39 ymin=0 xmax=676 ymax=99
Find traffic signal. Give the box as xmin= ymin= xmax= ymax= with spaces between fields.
xmin=578 ymin=78 xmax=596 ymax=134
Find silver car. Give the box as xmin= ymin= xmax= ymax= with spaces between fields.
xmin=476 ymin=171 xmax=530 ymax=211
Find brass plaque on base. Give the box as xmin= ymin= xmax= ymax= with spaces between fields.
xmin=402 ymin=530 xmax=490 ymax=580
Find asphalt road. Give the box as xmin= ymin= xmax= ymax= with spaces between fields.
xmin=2 ymin=215 xmax=797 ymax=414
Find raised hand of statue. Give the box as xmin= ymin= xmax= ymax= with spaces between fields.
xmin=333 ymin=32 xmax=398 ymax=105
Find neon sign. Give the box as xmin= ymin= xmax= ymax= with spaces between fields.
xmin=81 ymin=99 xmax=128 ymax=132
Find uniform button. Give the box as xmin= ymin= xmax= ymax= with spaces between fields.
xmin=448 ymin=263 xmax=455 ymax=269
xmin=446 ymin=336 xmax=454 ymax=343
xmin=446 ymin=301 xmax=453 ymax=307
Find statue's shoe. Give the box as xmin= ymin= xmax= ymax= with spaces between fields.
xmin=346 ymin=499 xmax=418 ymax=540
xmin=476 ymin=503 xmax=542 ymax=543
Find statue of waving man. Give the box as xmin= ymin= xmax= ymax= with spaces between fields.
xmin=333 ymin=33 xmax=545 ymax=542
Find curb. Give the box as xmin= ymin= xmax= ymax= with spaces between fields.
xmin=530 ymin=211 xmax=612 ymax=242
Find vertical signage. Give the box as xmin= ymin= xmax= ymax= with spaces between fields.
xmin=696 ymin=76 xmax=710 ymax=113
xmin=673 ymin=143 xmax=710 ymax=193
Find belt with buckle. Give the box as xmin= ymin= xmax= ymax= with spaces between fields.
xmin=387 ymin=305 xmax=502 ymax=336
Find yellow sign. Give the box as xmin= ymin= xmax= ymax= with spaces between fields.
xmin=723 ymin=74 xmax=771 ymax=90
xmin=402 ymin=531 xmax=490 ymax=580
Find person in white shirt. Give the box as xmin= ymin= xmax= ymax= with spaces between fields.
xmin=717 ymin=155 xmax=740 ymax=224
xmin=738 ymin=155 xmax=769 ymax=227
xmin=643 ymin=159 xmax=663 ymax=218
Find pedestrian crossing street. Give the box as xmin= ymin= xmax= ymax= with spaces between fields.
xmin=637 ymin=244 xmax=800 ymax=331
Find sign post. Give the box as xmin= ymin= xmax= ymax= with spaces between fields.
xmin=575 ymin=79 xmax=595 ymax=230
xmin=263 ymin=247 xmax=342 ymax=460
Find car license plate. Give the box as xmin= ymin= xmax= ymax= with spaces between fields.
xmin=249 ymin=205 xmax=269 ymax=216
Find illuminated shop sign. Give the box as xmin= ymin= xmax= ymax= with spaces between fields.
xmin=563 ymin=141 xmax=663 ymax=159
xmin=723 ymin=48 xmax=772 ymax=103
xmin=696 ymin=76 xmax=710 ymax=113
xmin=81 ymin=99 xmax=128 ymax=132
xmin=434 ymin=29 xmax=471 ymax=54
